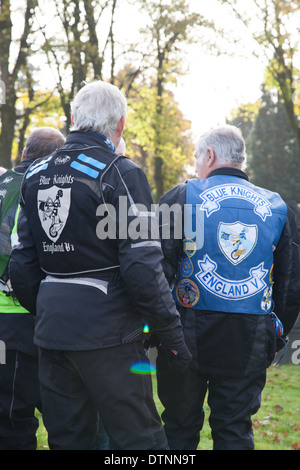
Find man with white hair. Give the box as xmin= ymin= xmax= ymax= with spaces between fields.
xmin=9 ymin=81 xmax=191 ymax=450
xmin=156 ymin=125 xmax=300 ymax=450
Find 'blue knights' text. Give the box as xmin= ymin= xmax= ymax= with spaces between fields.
xmin=200 ymin=184 xmax=272 ymax=221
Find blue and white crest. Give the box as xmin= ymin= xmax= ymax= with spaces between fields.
xmin=218 ymin=222 xmax=258 ymax=265
xmin=38 ymin=185 xmax=71 ymax=242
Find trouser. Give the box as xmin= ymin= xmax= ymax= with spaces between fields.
xmin=38 ymin=342 xmax=168 ymax=450
xmin=157 ymin=355 xmax=266 ymax=450
xmin=0 ymin=350 xmax=42 ymax=450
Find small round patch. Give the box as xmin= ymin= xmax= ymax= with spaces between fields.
xmin=176 ymin=278 xmax=200 ymax=308
xmin=180 ymin=257 xmax=194 ymax=278
xmin=261 ymin=286 xmax=273 ymax=312
xmin=183 ymin=238 xmax=197 ymax=257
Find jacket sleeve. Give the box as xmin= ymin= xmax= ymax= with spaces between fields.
xmin=273 ymin=205 xmax=300 ymax=335
xmin=158 ymin=183 xmax=187 ymax=285
xmin=9 ymin=205 xmax=45 ymax=314
xmin=113 ymin=166 xmax=182 ymax=332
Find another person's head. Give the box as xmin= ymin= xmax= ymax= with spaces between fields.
xmin=70 ymin=81 xmax=127 ymax=149
xmin=116 ymin=137 xmax=126 ymax=155
xmin=23 ymin=127 xmax=65 ymax=161
xmin=194 ymin=125 xmax=247 ymax=178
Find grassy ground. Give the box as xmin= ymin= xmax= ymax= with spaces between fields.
xmin=36 ymin=364 xmax=300 ymax=450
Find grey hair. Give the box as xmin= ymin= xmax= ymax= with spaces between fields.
xmin=70 ymin=81 xmax=127 ymax=138
xmin=24 ymin=127 xmax=65 ymax=160
xmin=195 ymin=125 xmax=247 ymax=169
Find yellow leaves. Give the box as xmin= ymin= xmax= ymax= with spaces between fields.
xmin=123 ymin=81 xmax=193 ymax=193
xmin=11 ymin=89 xmax=64 ymax=162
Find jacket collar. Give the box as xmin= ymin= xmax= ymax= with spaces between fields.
xmin=65 ymin=130 xmax=115 ymax=154
xmin=13 ymin=158 xmax=36 ymax=174
xmin=208 ymin=167 xmax=249 ymax=181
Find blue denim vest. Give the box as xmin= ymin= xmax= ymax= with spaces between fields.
xmin=173 ymin=175 xmax=287 ymax=315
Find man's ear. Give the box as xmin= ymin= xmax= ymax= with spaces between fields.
xmin=207 ymin=148 xmax=216 ymax=168
xmin=117 ymin=115 xmax=126 ymax=136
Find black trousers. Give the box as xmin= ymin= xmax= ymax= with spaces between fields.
xmin=0 ymin=350 xmax=42 ymax=450
xmin=38 ymin=342 xmax=168 ymax=450
xmin=157 ymin=353 xmax=266 ymax=450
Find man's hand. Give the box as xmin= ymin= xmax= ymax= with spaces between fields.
xmin=155 ymin=326 xmax=192 ymax=373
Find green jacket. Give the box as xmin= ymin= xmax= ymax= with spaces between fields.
xmin=0 ymin=170 xmax=28 ymax=313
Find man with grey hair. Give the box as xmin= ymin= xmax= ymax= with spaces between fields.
xmin=9 ymin=80 xmax=191 ymax=450
xmin=0 ymin=126 xmax=65 ymax=450
xmin=156 ymin=125 xmax=300 ymax=450
xmin=22 ymin=127 xmax=66 ymax=161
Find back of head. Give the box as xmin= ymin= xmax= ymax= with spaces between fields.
xmin=70 ymin=81 xmax=127 ymax=138
xmin=195 ymin=125 xmax=247 ymax=169
xmin=24 ymin=127 xmax=65 ymax=161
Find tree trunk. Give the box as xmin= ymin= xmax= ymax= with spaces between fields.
xmin=0 ymin=0 xmax=14 ymax=168
xmin=153 ymin=53 xmax=165 ymax=202
xmin=0 ymin=90 xmax=16 ymax=168
xmin=0 ymin=0 xmax=36 ymax=167
xmin=154 ymin=156 xmax=164 ymax=203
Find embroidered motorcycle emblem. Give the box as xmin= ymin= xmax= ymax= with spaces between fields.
xmin=38 ymin=185 xmax=71 ymax=242
xmin=218 ymin=221 xmax=258 ymax=265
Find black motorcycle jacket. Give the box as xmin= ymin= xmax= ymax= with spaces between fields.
xmin=9 ymin=131 xmax=183 ymax=351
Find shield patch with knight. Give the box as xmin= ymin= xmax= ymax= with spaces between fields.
xmin=218 ymin=221 xmax=258 ymax=265
xmin=38 ymin=186 xmax=71 ymax=242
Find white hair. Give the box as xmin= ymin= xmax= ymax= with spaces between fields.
xmin=70 ymin=81 xmax=127 ymax=138
xmin=194 ymin=125 xmax=247 ymax=169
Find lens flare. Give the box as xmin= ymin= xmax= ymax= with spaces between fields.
xmin=143 ymin=323 xmax=150 ymax=333
xmin=130 ymin=361 xmax=156 ymax=374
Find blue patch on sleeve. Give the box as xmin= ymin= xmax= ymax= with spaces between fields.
xmin=77 ymin=154 xmax=107 ymax=170
xmin=70 ymin=161 xmax=99 ymax=179
xmin=70 ymin=154 xmax=107 ymax=179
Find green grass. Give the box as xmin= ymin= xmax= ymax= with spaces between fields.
xmin=252 ymin=365 xmax=300 ymax=450
xmin=36 ymin=364 xmax=300 ymax=450
xmin=36 ymin=412 xmax=49 ymax=450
